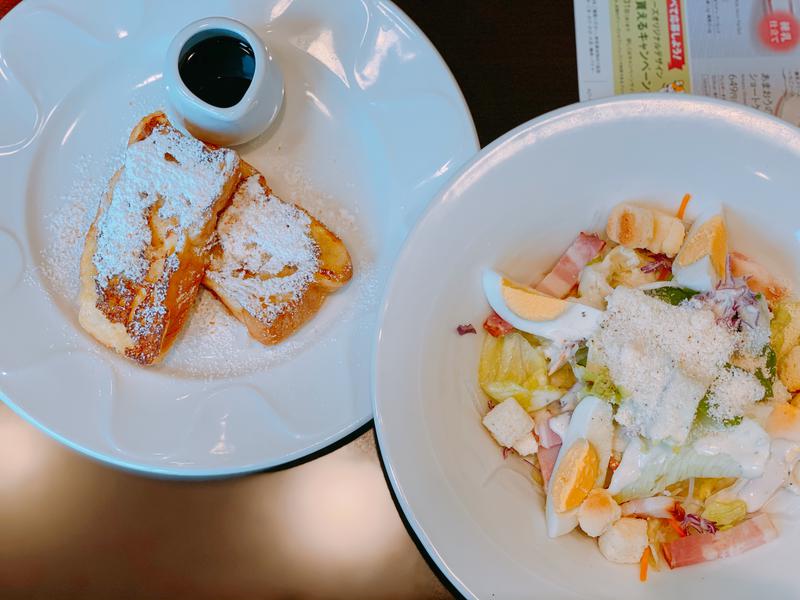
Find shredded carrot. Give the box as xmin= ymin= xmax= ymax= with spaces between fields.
xmin=668 ymin=517 xmax=687 ymax=538
xmin=640 ymin=547 xmax=651 ymax=582
xmin=676 ymin=193 xmax=692 ymax=220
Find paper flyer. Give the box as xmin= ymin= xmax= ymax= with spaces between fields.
xmin=574 ymin=0 xmax=800 ymax=125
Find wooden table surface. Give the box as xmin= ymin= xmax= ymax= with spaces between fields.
xmin=0 ymin=2 xmax=577 ymax=598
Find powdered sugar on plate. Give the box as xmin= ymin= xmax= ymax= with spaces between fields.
xmin=41 ymin=153 xmax=119 ymax=301
xmin=165 ymin=288 xmax=307 ymax=377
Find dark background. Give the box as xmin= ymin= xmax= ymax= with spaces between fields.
xmin=397 ymin=1 xmax=579 ymax=146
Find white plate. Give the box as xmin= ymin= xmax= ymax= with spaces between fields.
xmin=374 ymin=95 xmax=800 ymax=599
xmin=0 ymin=0 xmax=478 ymax=476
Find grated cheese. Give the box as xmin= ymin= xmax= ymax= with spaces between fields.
xmin=706 ymin=367 xmax=764 ymax=423
xmin=590 ymin=287 xmax=738 ymax=444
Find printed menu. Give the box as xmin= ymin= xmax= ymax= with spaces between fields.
xmin=575 ymin=0 xmax=800 ymax=125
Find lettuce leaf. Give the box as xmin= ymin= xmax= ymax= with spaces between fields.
xmin=755 ymin=345 xmax=777 ymax=400
xmin=644 ymin=286 xmax=699 ymax=306
xmin=582 ymin=364 xmax=623 ymax=405
xmin=574 ymin=345 xmax=589 ymax=367
xmin=609 ymin=437 xmax=744 ymax=502
xmin=479 ymin=332 xmax=565 ymax=411
xmin=701 ymin=499 xmax=747 ymax=530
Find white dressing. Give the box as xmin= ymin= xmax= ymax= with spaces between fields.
xmin=715 ymin=439 xmax=800 ymax=512
xmin=693 ymin=419 xmax=771 ymax=479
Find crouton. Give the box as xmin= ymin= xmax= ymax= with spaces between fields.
xmin=648 ymin=212 xmax=685 ymax=257
xmin=598 ymin=517 xmax=649 ymax=564
xmin=779 ymin=346 xmax=800 ymax=392
xmin=512 ymin=432 xmax=539 ymax=456
xmin=607 ymin=204 xmax=654 ymax=248
xmin=578 ymin=489 xmax=621 ymax=538
xmin=772 ymin=301 xmax=800 ymax=358
xmin=482 ymin=398 xmax=534 ymax=448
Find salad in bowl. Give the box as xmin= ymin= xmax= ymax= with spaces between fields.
xmin=477 ymin=196 xmax=800 ymax=579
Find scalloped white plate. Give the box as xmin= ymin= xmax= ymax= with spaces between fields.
xmin=374 ymin=95 xmax=800 ymax=599
xmin=0 ymin=0 xmax=478 ymax=476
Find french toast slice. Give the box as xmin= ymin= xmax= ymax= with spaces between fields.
xmin=203 ymin=161 xmax=352 ymax=345
xmin=79 ymin=111 xmax=241 ymax=364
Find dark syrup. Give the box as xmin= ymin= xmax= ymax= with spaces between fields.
xmin=179 ymin=35 xmax=255 ymax=108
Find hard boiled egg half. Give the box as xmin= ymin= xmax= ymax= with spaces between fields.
xmin=545 ymin=395 xmax=613 ymax=537
xmin=482 ymin=270 xmax=602 ymax=343
xmin=672 ymin=205 xmax=727 ymax=292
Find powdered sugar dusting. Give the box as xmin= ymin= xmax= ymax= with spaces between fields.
xmin=40 ymin=95 xmax=161 ymax=300
xmin=40 ymin=119 xmax=374 ymax=378
xmin=206 ymin=175 xmax=320 ymax=326
xmin=164 ymin=161 xmax=375 ymax=378
xmin=41 ymin=153 xmax=121 ymax=301
xmin=165 ymin=289 xmax=307 ymax=377
xmin=274 ymin=159 xmax=359 ymax=232
xmin=93 ymin=127 xmax=239 ymax=287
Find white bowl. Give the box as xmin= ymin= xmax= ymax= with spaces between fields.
xmin=164 ymin=17 xmax=284 ymax=146
xmin=374 ymin=95 xmax=800 ymax=599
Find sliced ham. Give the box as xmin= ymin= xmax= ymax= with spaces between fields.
xmin=533 ymin=411 xmax=562 ymax=449
xmin=729 ymin=251 xmax=788 ymax=306
xmin=662 ymin=513 xmax=777 ymax=569
xmin=538 ymin=443 xmax=561 ymax=488
xmin=535 ymin=232 xmax=605 ymax=298
xmin=483 ymin=311 xmax=514 ymax=337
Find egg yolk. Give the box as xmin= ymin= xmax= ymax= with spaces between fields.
xmin=500 ymin=279 xmax=568 ymax=321
xmin=676 ymin=215 xmax=727 ymax=278
xmin=551 ymin=438 xmax=599 ymax=513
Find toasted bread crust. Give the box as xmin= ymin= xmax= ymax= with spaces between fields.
xmin=203 ymin=161 xmax=352 ymax=345
xmin=78 ymin=112 xmax=241 ymax=364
